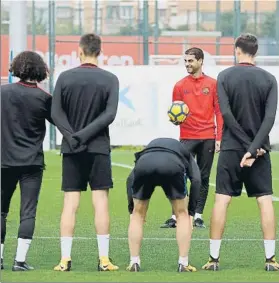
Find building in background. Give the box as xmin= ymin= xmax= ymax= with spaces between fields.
xmin=1 ymin=0 xmax=277 ymax=36
xmin=80 ymin=0 xmax=277 ymax=35
xmin=1 ymin=0 xmax=278 ymax=75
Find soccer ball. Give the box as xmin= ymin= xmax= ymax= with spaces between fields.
xmin=168 ymin=101 xmax=189 ymax=124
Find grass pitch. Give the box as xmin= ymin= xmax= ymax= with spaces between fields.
xmin=1 ymin=150 xmax=279 ymax=282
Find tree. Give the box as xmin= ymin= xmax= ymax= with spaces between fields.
xmin=118 ymin=25 xmax=137 ymax=35
xmin=1 ymin=9 xmax=9 ymax=34
xmin=260 ymin=12 xmax=276 ymax=38
xmin=1 ymin=7 xmax=47 ymax=35
xmin=117 ymin=22 xmax=161 ymax=36
xmin=55 ymin=20 xmax=74 ymax=35
xmin=27 ymin=8 xmax=47 ymax=35
xmin=220 ymin=11 xmax=248 ymax=37
xmin=176 ymin=24 xmax=189 ymax=31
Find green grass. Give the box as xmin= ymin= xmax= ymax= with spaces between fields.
xmin=2 ymin=150 xmax=279 ymax=282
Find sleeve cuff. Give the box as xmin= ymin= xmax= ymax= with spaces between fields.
xmin=248 ymin=148 xmax=257 ymax=158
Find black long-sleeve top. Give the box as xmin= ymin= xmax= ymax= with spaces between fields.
xmin=126 ymin=138 xmax=201 ymax=216
xmin=1 ymin=81 xmax=53 ymax=167
xmin=217 ymin=63 xmax=278 ymax=156
xmin=51 ymin=63 xmax=119 ymax=154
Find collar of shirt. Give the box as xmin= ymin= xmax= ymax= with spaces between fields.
xmin=17 ymin=81 xmax=38 ymax=88
xmin=237 ymin=62 xmax=255 ymax=67
xmin=188 ymin=73 xmax=206 ymax=82
xmin=79 ymin=63 xmax=98 ymax=68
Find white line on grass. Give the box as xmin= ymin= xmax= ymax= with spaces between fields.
xmin=9 ymin=166 xmax=279 ymax=242
xmin=112 ymin=162 xmax=133 ymax=169
xmin=111 ymin=162 xmax=279 ymax=201
xmin=6 ymin=236 xmax=278 ymax=242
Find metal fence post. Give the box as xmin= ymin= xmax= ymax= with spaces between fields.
xmin=254 ymin=0 xmax=258 ymax=34
xmin=48 ymin=0 xmax=56 ymax=150
xmin=233 ymin=0 xmax=241 ymax=63
xmin=32 ymin=0 xmax=36 ymax=51
xmin=79 ymin=0 xmax=82 ymax=34
xmin=154 ymin=0 xmax=159 ymax=55
xmin=196 ymin=0 xmax=200 ymax=31
xmin=216 ymin=0 xmax=221 ymax=55
xmin=276 ymin=0 xmax=279 ymax=50
xmin=234 ymin=1 xmax=241 ymax=39
xmin=95 ymin=0 xmax=98 ymax=34
xmin=143 ymin=0 xmax=149 ymax=65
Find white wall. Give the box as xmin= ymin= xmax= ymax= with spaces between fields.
xmin=49 ymin=65 xmax=279 ymax=148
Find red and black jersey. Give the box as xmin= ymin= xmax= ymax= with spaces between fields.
xmin=217 ymin=63 xmax=278 ymax=156
xmin=51 ymin=63 xmax=119 ymax=155
xmin=1 ymin=81 xmax=53 ymax=167
xmin=172 ymin=74 xmax=223 ymax=141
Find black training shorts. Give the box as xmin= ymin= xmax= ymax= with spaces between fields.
xmin=216 ymin=150 xmax=272 ymax=197
xmin=131 ymin=152 xmax=188 ymax=200
xmin=62 ymin=152 xmax=113 ymax=192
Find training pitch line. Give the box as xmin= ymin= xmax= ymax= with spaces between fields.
xmin=111 ymin=163 xmax=279 ymax=201
xmin=7 ymin=163 xmax=278 ymax=242
xmin=6 ymin=236 xmax=278 ymax=242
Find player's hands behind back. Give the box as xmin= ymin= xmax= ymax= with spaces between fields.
xmin=240 ymin=152 xmax=255 ymax=168
xmin=240 ymin=148 xmax=266 ymax=168
xmin=257 ymin=148 xmax=266 ymax=156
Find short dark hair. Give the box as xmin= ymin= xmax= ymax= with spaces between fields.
xmin=79 ymin=33 xmax=101 ymax=57
xmin=235 ymin=33 xmax=258 ymax=56
xmin=185 ymin=47 xmax=204 ymax=61
xmin=9 ymin=51 xmax=48 ymax=82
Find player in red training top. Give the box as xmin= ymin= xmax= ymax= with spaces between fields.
xmin=161 ymin=47 xmax=223 ymax=229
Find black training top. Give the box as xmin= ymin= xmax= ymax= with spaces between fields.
xmin=1 ymin=81 xmax=53 ymax=167
xmin=128 ymin=138 xmax=201 ymax=216
xmin=217 ymin=63 xmax=278 ymax=156
xmin=51 ymin=63 xmax=119 ymax=155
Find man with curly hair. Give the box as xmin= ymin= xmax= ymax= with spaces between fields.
xmin=1 ymin=51 xmax=53 ymax=271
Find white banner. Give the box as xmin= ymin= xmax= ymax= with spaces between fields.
xmin=52 ymin=66 xmax=279 ymax=147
